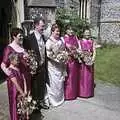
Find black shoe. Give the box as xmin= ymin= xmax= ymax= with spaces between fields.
xmin=94 ymin=83 xmax=96 ymax=88
xmin=39 ymin=103 xmax=49 ymax=109
xmin=32 ymin=108 xmax=41 ymax=113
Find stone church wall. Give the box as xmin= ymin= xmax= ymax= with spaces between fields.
xmin=100 ymin=0 xmax=120 ymax=43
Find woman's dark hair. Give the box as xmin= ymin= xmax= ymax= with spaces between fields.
xmin=65 ymin=24 xmax=72 ymax=31
xmin=83 ymin=29 xmax=91 ymax=34
xmin=83 ymin=26 xmax=90 ymax=33
xmin=33 ymin=17 xmax=45 ymax=25
xmin=11 ymin=27 xmax=23 ymax=39
xmin=51 ymin=23 xmax=59 ymax=32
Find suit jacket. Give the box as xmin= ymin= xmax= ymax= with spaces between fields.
xmin=23 ymin=32 xmax=49 ymax=84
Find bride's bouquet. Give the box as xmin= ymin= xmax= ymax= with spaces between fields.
xmin=17 ymin=95 xmax=37 ymax=119
xmin=56 ymin=50 xmax=69 ymax=63
xmin=26 ymin=50 xmax=38 ymax=75
xmin=51 ymin=40 xmax=69 ymax=63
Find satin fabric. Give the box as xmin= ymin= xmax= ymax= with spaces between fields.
xmin=78 ymin=39 xmax=94 ymax=98
xmin=64 ymin=35 xmax=79 ymax=100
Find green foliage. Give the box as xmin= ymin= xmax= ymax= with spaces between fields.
xmin=56 ymin=8 xmax=91 ymax=38
xmin=71 ymin=17 xmax=90 ymax=38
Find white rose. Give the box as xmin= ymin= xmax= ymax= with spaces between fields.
xmin=27 ymin=96 xmax=32 ymax=102
xmin=32 ymin=100 xmax=37 ymax=105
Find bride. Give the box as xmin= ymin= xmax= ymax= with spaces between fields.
xmin=46 ymin=24 xmax=66 ymax=107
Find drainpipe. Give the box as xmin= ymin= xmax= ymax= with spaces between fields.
xmin=79 ymin=0 xmax=81 ymax=18
xmin=85 ymin=0 xmax=87 ymax=19
xmin=82 ymin=0 xmax=84 ymax=19
xmin=98 ymin=0 xmax=102 ymax=43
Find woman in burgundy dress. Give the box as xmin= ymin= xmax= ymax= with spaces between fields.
xmin=1 ymin=28 xmax=31 ymax=119
xmin=64 ymin=25 xmax=79 ymax=100
xmin=1 ymin=28 xmax=31 ymax=92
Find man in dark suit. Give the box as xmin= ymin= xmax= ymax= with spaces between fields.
xmin=23 ymin=17 xmax=49 ymax=110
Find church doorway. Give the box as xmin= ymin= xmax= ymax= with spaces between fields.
xmin=0 ymin=0 xmax=17 ymax=80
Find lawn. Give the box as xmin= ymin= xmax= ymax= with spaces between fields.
xmin=95 ymin=45 xmax=120 ymax=86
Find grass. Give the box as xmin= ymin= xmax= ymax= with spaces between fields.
xmin=95 ymin=45 xmax=120 ymax=86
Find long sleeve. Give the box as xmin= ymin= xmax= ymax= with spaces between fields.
xmin=23 ymin=36 xmax=31 ymax=50
xmin=9 ymin=72 xmax=24 ymax=95
xmin=2 ymin=46 xmax=11 ymax=65
xmin=46 ymin=40 xmax=57 ymax=61
xmin=1 ymin=46 xmax=12 ymax=75
xmin=92 ymin=41 xmax=96 ymax=61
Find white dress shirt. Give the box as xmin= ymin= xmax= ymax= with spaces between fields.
xmin=34 ymin=30 xmax=45 ymax=65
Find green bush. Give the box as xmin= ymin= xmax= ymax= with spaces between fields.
xmin=56 ymin=8 xmax=91 ymax=38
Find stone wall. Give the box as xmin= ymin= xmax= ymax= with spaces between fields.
xmin=100 ymin=0 xmax=120 ymax=43
xmin=23 ymin=7 xmax=56 ymax=36
xmin=29 ymin=7 xmax=56 ymax=24
xmin=90 ymin=0 xmax=99 ymax=25
xmin=89 ymin=0 xmax=99 ymax=40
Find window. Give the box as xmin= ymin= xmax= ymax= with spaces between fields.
xmin=79 ymin=0 xmax=88 ymax=19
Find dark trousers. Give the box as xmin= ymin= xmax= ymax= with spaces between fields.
xmin=31 ymin=65 xmax=46 ymax=101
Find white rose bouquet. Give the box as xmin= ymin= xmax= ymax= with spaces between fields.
xmin=17 ymin=95 xmax=37 ymax=119
xmin=26 ymin=50 xmax=38 ymax=75
xmin=81 ymin=50 xmax=94 ymax=66
xmin=73 ymin=48 xmax=83 ymax=63
xmin=56 ymin=50 xmax=69 ymax=63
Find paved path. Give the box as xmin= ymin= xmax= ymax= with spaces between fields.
xmin=0 ymin=81 xmax=120 ymax=120
xmin=0 ymin=82 xmax=9 ymax=120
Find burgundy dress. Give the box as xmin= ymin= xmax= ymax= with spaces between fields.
xmin=7 ymin=68 xmax=24 ymax=120
xmin=64 ymin=35 xmax=79 ymax=100
xmin=2 ymin=46 xmax=31 ymax=119
xmin=2 ymin=46 xmax=31 ymax=91
xmin=78 ymin=39 xmax=94 ymax=98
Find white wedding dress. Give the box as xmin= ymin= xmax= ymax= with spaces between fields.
xmin=46 ymin=36 xmax=66 ymax=107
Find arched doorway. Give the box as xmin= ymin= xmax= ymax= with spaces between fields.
xmin=0 ymin=0 xmax=17 ymax=81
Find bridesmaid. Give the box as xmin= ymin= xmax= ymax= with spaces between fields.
xmin=6 ymin=53 xmax=27 ymax=120
xmin=1 ymin=27 xmax=31 ymax=93
xmin=78 ymin=29 xmax=96 ymax=98
xmin=64 ymin=25 xmax=79 ymax=100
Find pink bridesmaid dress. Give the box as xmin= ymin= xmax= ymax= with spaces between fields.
xmin=78 ymin=39 xmax=94 ymax=98
xmin=64 ymin=35 xmax=79 ymax=100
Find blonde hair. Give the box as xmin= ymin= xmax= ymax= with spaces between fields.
xmin=9 ymin=52 xmax=19 ymax=62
